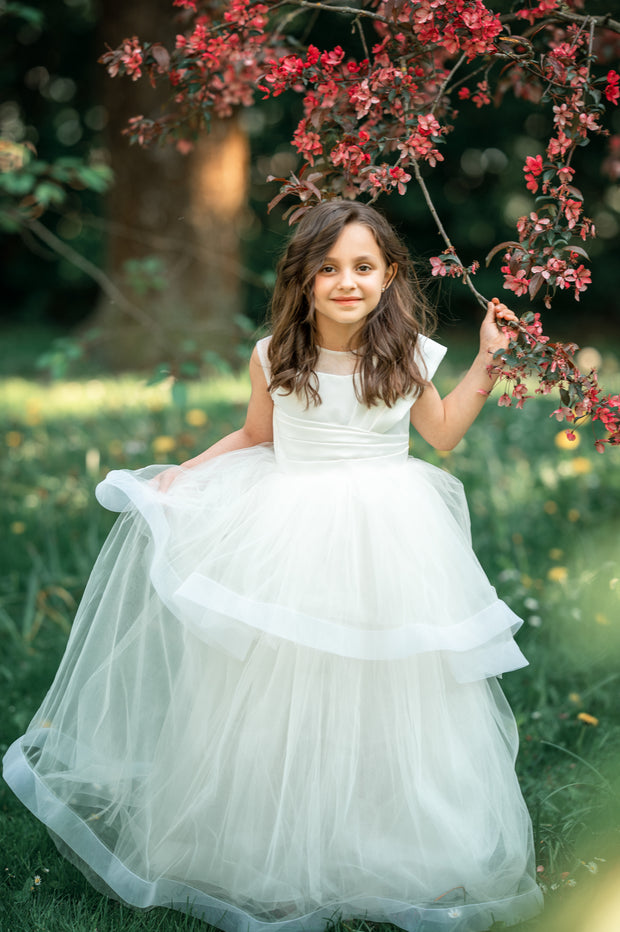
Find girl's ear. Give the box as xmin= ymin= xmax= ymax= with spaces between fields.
xmin=383 ymin=263 xmax=398 ymax=290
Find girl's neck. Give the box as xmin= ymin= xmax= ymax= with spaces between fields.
xmin=315 ymin=322 xmax=363 ymax=353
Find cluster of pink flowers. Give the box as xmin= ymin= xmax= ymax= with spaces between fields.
xmin=429 ymin=250 xmax=480 ymax=279
xmin=104 ymin=37 xmax=144 ymax=82
xmin=605 ymin=70 xmax=620 ymax=105
xmin=492 ymin=313 xmax=620 ymax=451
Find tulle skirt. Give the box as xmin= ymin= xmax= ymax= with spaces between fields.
xmin=3 ymin=445 xmax=543 ymax=931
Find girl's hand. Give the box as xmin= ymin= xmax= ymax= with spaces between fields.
xmin=480 ymin=297 xmax=519 ymax=357
xmin=151 ymin=466 xmax=185 ymax=493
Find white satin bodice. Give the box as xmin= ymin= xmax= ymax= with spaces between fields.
xmin=256 ymin=336 xmax=446 ymax=468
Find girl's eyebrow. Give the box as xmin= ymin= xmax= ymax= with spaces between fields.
xmin=321 ymin=254 xmax=378 ymax=263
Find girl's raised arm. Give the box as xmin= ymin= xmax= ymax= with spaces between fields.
xmin=157 ymin=347 xmax=274 ymax=491
xmin=410 ymin=299 xmax=517 ymax=452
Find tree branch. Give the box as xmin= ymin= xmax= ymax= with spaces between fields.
xmin=410 ymin=159 xmax=488 ymax=310
xmin=499 ymin=10 xmax=620 ymax=35
xmin=275 ymin=1 xmax=389 ymax=26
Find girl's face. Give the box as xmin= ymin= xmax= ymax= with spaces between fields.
xmin=312 ymin=222 xmax=396 ymax=347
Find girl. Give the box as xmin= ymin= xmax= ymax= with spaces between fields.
xmin=3 ymin=201 xmax=543 ymax=932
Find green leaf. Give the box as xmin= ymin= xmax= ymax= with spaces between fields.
xmin=34 ymin=181 xmax=65 ymax=206
xmin=0 ymin=173 xmax=36 ymax=195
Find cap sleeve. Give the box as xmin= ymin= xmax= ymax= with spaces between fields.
xmin=255 ymin=335 xmax=272 ymax=381
xmin=415 ymin=334 xmax=447 ymax=382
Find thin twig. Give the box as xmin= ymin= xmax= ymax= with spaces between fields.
xmin=431 ymin=52 xmax=467 ymax=115
xmin=277 ymin=0 xmax=389 ymax=26
xmin=355 ymin=15 xmax=370 ymax=62
xmin=499 ymin=9 xmax=620 ymax=35
xmin=27 ymin=219 xmax=169 ymax=347
xmin=410 ymin=159 xmax=488 ymax=310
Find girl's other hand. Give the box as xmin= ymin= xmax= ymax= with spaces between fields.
xmin=480 ymin=296 xmax=519 ymax=356
xmin=151 ymin=466 xmax=184 ymax=493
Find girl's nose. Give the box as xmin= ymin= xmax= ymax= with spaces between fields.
xmin=338 ymin=268 xmax=355 ymax=289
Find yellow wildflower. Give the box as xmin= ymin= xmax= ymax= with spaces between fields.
xmin=568 ymin=508 xmax=580 ymax=522
xmin=10 ymin=521 xmax=26 ymax=535
xmin=544 ymin=500 xmax=558 ymax=515
xmin=577 ymin=712 xmax=599 ymax=727
xmin=153 ymin=435 xmax=176 ymax=454
xmin=547 ymin=566 xmax=568 ymax=583
xmin=549 ymin=548 xmax=563 ymax=561
xmin=186 ymin=408 xmax=208 ymax=427
xmin=594 ymin=613 xmax=609 ymax=626
xmin=568 ymin=692 xmax=581 ymax=705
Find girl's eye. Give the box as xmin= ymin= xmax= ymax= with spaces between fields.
xmin=358 ymin=264 xmax=372 ymax=272
xmin=319 ymin=265 xmax=335 ymax=273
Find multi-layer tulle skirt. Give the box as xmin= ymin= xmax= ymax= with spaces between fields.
xmin=3 ymin=445 xmax=543 ymax=931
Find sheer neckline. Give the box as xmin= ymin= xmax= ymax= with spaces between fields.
xmin=317 ymin=346 xmax=357 ymax=355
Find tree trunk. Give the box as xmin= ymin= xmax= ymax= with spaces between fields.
xmin=91 ymin=0 xmax=249 ymax=370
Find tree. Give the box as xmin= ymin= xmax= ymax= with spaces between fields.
xmin=102 ymin=0 xmax=620 ymax=449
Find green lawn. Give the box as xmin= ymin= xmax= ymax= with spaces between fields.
xmin=1 ymin=356 xmax=619 ymax=932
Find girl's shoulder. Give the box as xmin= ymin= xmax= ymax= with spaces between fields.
xmin=415 ymin=334 xmax=447 ymax=382
xmin=255 ymin=335 xmax=272 ymax=380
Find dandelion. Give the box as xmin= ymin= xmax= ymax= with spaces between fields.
xmin=549 ymin=548 xmax=563 ymax=561
xmin=153 ymin=435 xmax=176 ymax=454
xmin=10 ymin=521 xmax=26 ymax=534
xmin=186 ymin=408 xmax=208 ymax=427
xmin=547 ymin=566 xmax=568 ymax=583
xmin=568 ymin=508 xmax=580 ymax=522
xmin=594 ymin=613 xmax=609 ymax=626
xmin=577 ymin=712 xmax=599 ymax=726
xmin=543 ymin=500 xmax=558 ymax=514
xmin=568 ymin=692 xmax=581 ymax=704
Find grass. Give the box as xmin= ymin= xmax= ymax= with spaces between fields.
xmin=1 ymin=346 xmax=619 ymax=932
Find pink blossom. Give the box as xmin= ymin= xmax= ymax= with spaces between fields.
xmin=556 ymin=165 xmax=575 ymax=183
xmin=523 ymin=154 xmax=544 ymax=192
xmin=503 ymin=269 xmax=530 ymax=297
xmin=389 ymin=165 xmax=411 ymax=195
xmin=604 ymin=70 xmax=619 ymax=105
xmin=430 ymin=256 xmax=449 ymax=277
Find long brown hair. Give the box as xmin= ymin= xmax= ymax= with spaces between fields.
xmin=267 ymin=201 xmax=437 ymax=407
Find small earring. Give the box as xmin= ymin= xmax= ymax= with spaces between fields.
xmin=381 ymin=286 xmax=386 ymax=293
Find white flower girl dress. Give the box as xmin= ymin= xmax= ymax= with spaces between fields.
xmin=3 ymin=335 xmax=543 ymax=931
